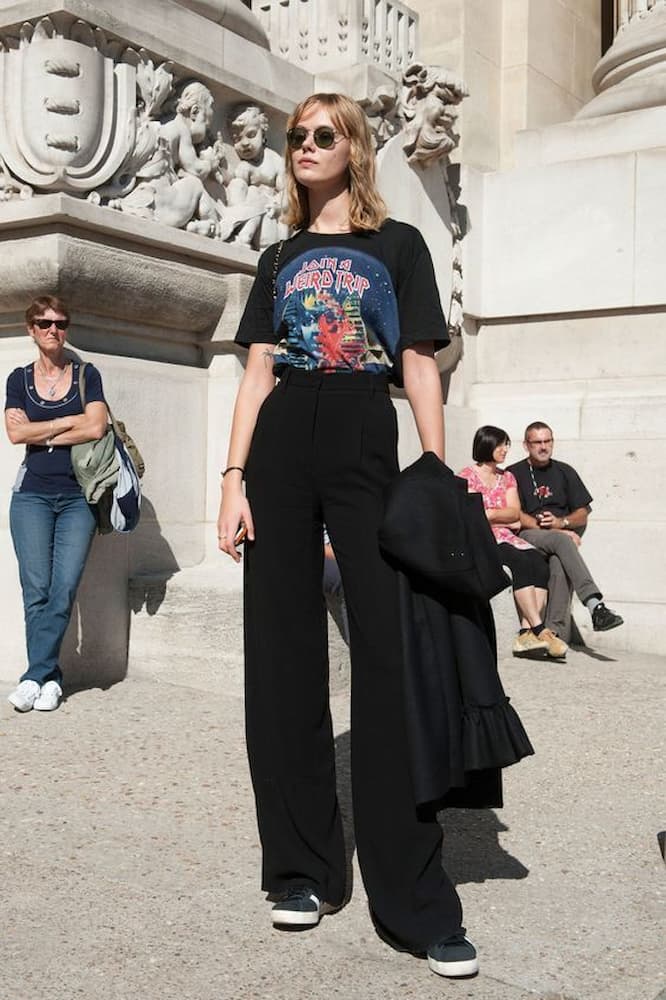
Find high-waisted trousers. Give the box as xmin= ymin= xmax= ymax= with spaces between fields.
xmin=243 ymin=369 xmax=462 ymax=951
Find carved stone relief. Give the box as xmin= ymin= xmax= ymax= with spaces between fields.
xmin=0 ymin=14 xmax=289 ymax=246
xmin=398 ymin=62 xmax=468 ymax=167
xmin=0 ymin=15 xmax=137 ymax=192
xmin=358 ymin=84 xmax=400 ymax=152
xmin=0 ymin=11 xmax=467 ymax=302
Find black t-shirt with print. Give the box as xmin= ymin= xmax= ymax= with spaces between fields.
xmin=235 ymin=219 xmax=449 ymax=386
xmin=506 ymin=458 xmax=593 ymax=518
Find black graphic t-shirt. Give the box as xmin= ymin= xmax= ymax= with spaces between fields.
xmin=235 ymin=219 xmax=449 ymax=385
xmin=507 ymin=458 xmax=593 ymax=518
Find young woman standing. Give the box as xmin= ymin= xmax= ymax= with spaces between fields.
xmin=217 ymin=93 xmax=478 ymax=979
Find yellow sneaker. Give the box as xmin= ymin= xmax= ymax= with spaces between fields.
xmin=512 ymin=630 xmax=549 ymax=659
xmin=540 ymin=628 xmax=568 ymax=659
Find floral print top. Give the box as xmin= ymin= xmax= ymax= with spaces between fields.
xmin=458 ymin=466 xmax=534 ymax=550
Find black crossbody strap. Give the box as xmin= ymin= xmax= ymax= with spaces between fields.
xmin=271 ymin=239 xmax=284 ymax=301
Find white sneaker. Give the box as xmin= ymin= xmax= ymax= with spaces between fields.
xmin=33 ymin=681 xmax=62 ymax=712
xmin=8 ymin=680 xmax=41 ymax=712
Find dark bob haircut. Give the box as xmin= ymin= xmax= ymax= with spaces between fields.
xmin=473 ymin=425 xmax=511 ymax=463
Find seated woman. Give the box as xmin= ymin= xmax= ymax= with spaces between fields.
xmin=458 ymin=425 xmax=567 ymax=660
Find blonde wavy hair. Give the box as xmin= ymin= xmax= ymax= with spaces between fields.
xmin=283 ymin=93 xmax=388 ymax=233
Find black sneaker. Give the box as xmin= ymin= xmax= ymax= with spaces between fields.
xmin=271 ymin=886 xmax=333 ymax=927
xmin=427 ymin=930 xmax=479 ymax=978
xmin=592 ymin=603 xmax=624 ymax=632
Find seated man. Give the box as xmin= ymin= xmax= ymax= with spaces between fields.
xmin=507 ymin=421 xmax=623 ymax=641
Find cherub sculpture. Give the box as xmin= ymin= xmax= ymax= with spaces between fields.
xmin=225 ymin=105 xmax=288 ymax=249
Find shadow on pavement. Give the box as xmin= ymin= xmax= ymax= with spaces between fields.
xmin=335 ymin=727 xmax=529 ymax=891
xmin=569 ymin=644 xmax=618 ymax=662
xmin=439 ymin=808 xmax=530 ymax=884
xmin=334 ymin=729 xmax=355 ymax=903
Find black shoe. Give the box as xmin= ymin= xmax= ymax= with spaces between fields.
xmin=427 ymin=930 xmax=479 ymax=978
xmin=271 ymin=886 xmax=334 ymax=927
xmin=592 ymin=603 xmax=624 ymax=632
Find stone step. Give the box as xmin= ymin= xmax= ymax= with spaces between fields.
xmin=468 ymin=377 xmax=666 ymax=443
xmin=128 ymin=562 xmax=350 ymax=693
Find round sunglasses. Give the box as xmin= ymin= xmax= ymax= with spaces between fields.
xmin=286 ymin=126 xmax=345 ymax=151
xmin=33 ymin=318 xmax=69 ymax=331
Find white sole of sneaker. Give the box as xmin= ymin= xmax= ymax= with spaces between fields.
xmin=271 ymin=901 xmax=335 ymax=927
xmin=427 ymin=955 xmax=479 ymax=977
xmin=271 ymin=909 xmax=320 ymax=927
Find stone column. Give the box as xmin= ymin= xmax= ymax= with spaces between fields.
xmin=577 ymin=0 xmax=666 ymax=117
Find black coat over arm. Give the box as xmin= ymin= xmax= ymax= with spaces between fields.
xmin=379 ymin=452 xmax=534 ymax=809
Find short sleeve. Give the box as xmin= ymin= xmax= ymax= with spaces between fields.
xmin=396 ymin=227 xmax=449 ymax=353
xmin=81 ymin=363 xmax=105 ymax=405
xmin=5 ymin=368 xmax=25 ymax=410
xmin=504 ymin=470 xmax=518 ymax=491
xmin=235 ymin=245 xmax=280 ymax=348
xmin=561 ymin=463 xmax=593 ymax=509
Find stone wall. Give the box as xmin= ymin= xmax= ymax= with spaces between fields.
xmin=410 ymin=0 xmax=602 ymax=169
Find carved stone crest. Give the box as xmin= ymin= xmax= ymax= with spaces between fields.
xmin=0 ymin=16 xmax=136 ymax=191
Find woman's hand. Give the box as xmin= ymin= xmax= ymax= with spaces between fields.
xmin=217 ymin=478 xmax=255 ymax=563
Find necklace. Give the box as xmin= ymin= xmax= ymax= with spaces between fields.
xmin=37 ymin=361 xmax=69 ymax=398
xmin=527 ymin=459 xmax=552 ymax=504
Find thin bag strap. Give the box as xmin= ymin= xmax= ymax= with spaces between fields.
xmin=80 ymin=360 xmax=122 ymax=437
xmin=271 ymin=239 xmax=284 ymax=301
xmin=79 ymin=361 xmax=87 ymax=410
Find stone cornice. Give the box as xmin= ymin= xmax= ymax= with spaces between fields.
xmin=0 ymin=1 xmax=312 ymax=110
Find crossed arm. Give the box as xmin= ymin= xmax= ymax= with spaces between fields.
xmin=5 ymin=401 xmax=108 ymax=447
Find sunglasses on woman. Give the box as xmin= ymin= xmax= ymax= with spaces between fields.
xmin=33 ymin=318 xmax=69 ymax=330
xmin=286 ymin=126 xmax=344 ymax=151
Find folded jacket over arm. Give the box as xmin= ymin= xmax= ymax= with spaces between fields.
xmin=379 ymin=452 xmax=534 ymax=808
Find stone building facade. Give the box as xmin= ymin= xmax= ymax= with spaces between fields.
xmin=0 ymin=0 xmax=662 ymax=686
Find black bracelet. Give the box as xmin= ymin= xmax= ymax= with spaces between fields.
xmin=221 ymin=466 xmax=244 ymax=477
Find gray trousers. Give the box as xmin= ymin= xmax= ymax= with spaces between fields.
xmin=519 ymin=529 xmax=602 ymax=641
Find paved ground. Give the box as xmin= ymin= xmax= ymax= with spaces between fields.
xmin=1 ymin=637 xmax=664 ymax=1000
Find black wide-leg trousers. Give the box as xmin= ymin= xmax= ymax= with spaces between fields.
xmin=243 ymin=369 xmax=462 ymax=951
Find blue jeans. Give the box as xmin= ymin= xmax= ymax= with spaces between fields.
xmin=10 ymin=492 xmax=96 ymax=686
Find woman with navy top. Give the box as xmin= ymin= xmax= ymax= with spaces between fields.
xmin=4 ymin=296 xmax=107 ymax=712
xmin=217 ymin=93 xmax=478 ymax=979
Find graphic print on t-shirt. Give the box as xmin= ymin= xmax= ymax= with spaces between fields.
xmin=273 ymin=249 xmax=399 ymax=372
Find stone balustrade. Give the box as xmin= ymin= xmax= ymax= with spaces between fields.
xmin=252 ymin=0 xmax=418 ymax=75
